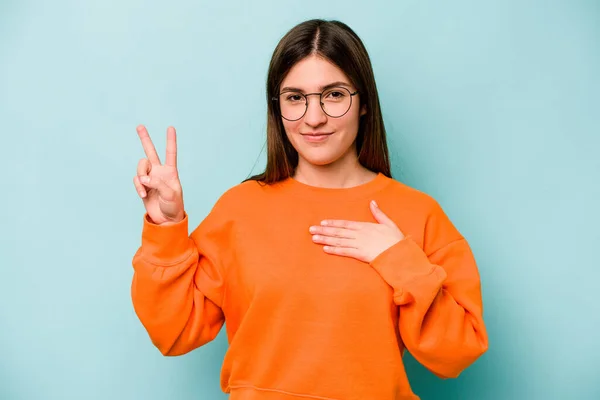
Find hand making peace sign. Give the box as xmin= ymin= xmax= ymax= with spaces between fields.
xmin=133 ymin=125 xmax=185 ymax=225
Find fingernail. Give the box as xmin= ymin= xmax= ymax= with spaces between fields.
xmin=139 ymin=190 xmax=146 ymax=198
xmin=141 ymin=176 xmax=149 ymax=184
xmin=372 ymin=200 xmax=378 ymax=207
xmin=309 ymin=226 xmax=317 ymax=233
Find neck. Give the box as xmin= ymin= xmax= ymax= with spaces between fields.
xmin=293 ymin=155 xmax=375 ymax=189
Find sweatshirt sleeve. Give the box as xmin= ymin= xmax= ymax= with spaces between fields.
xmin=369 ymin=200 xmax=488 ymax=379
xmin=131 ymin=197 xmax=234 ymax=356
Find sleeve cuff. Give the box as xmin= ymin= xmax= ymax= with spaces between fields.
xmin=140 ymin=212 xmax=195 ymax=266
xmin=369 ymin=236 xmax=447 ymax=305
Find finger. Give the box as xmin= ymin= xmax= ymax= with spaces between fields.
xmin=309 ymin=225 xmax=356 ymax=239
xmin=137 ymin=125 xmax=161 ymax=164
xmin=312 ymin=235 xmax=356 ymax=248
xmin=138 ymin=175 xmax=177 ymax=201
xmin=165 ymin=126 xmax=177 ymax=167
xmin=133 ymin=176 xmax=147 ymax=198
xmin=323 ymin=245 xmax=365 ymax=261
xmin=320 ymin=219 xmax=362 ymax=230
xmin=370 ymin=200 xmax=396 ymax=227
xmin=137 ymin=158 xmax=151 ymax=177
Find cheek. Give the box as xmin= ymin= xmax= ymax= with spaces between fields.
xmin=335 ymin=114 xmax=360 ymax=139
xmin=282 ymin=120 xmax=301 ymax=136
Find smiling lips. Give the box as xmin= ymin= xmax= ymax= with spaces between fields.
xmin=301 ymin=132 xmax=333 ymax=143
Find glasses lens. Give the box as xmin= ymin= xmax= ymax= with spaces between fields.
xmin=322 ymin=87 xmax=352 ymax=118
xmin=279 ymin=91 xmax=306 ymax=121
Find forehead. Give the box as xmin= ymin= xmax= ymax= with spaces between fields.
xmin=280 ymin=55 xmax=351 ymax=91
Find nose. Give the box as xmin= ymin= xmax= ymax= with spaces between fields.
xmin=303 ymin=94 xmax=327 ymax=126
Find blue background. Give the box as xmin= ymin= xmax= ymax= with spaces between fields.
xmin=1 ymin=0 xmax=599 ymax=399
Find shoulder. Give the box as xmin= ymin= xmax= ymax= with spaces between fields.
xmin=381 ymin=176 xmax=464 ymax=248
xmin=208 ymin=178 xmax=269 ymax=215
xmin=191 ymin=180 xmax=261 ymax=236
xmin=219 ymin=178 xmax=268 ymax=201
xmin=382 ymin=176 xmax=443 ymax=216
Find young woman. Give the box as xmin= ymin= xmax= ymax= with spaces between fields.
xmin=131 ymin=19 xmax=488 ymax=400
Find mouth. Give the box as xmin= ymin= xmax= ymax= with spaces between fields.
xmin=300 ymin=132 xmax=333 ymax=143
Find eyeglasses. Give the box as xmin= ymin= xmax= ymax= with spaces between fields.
xmin=272 ymin=86 xmax=359 ymax=121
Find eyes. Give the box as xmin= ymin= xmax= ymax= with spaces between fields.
xmin=283 ymin=88 xmax=348 ymax=104
xmin=275 ymin=86 xmax=358 ymax=120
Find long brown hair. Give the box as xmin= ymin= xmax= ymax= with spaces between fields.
xmin=244 ymin=19 xmax=392 ymax=184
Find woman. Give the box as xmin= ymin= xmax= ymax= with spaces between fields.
xmin=131 ymin=19 xmax=488 ymax=400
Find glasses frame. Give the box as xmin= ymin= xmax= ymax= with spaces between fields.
xmin=272 ymin=86 xmax=359 ymax=121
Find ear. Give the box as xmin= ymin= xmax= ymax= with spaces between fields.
xmin=360 ymin=104 xmax=367 ymax=116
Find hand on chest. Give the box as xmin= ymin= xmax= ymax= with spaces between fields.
xmin=232 ymin=207 xmax=397 ymax=309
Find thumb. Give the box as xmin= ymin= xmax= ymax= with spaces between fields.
xmin=370 ymin=200 xmax=396 ymax=227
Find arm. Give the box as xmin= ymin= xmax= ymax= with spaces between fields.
xmin=369 ymin=202 xmax=488 ymax=378
xmin=131 ymin=205 xmax=231 ymax=356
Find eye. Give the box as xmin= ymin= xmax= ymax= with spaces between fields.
xmin=284 ymin=93 xmax=304 ymax=103
xmin=323 ymin=89 xmax=347 ymax=100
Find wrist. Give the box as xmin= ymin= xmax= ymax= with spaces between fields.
xmin=161 ymin=211 xmax=186 ymax=226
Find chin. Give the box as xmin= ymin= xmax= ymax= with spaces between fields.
xmin=290 ymin=136 xmax=357 ymax=168
xmin=304 ymin=158 xmax=337 ymax=166
xmin=297 ymin=150 xmax=343 ymax=166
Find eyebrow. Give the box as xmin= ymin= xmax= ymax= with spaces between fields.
xmin=280 ymin=81 xmax=353 ymax=93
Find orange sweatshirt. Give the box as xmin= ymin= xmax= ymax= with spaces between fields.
xmin=131 ymin=172 xmax=488 ymax=400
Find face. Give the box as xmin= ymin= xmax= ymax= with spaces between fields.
xmin=278 ymin=55 xmax=366 ymax=170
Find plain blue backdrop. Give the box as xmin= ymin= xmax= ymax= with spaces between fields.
xmin=1 ymin=0 xmax=599 ymax=399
